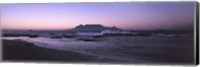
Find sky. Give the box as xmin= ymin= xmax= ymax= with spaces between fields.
xmin=0 ymin=2 xmax=196 ymax=30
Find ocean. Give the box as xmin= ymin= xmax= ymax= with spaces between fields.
xmin=1 ymin=30 xmax=195 ymax=64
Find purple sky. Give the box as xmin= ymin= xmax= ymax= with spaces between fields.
xmin=0 ymin=2 xmax=196 ymax=30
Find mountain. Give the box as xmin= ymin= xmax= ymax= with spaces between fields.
xmin=71 ymin=24 xmax=121 ymax=32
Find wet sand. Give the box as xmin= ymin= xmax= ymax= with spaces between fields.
xmin=2 ymin=40 xmax=97 ymax=62
xmin=1 ymin=38 xmax=195 ymax=65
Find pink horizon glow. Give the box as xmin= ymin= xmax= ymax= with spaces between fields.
xmin=1 ymin=3 xmax=195 ymax=30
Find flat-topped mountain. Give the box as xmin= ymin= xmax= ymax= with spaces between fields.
xmin=71 ymin=24 xmax=121 ymax=32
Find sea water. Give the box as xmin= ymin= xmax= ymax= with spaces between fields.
xmin=1 ymin=35 xmax=194 ymax=63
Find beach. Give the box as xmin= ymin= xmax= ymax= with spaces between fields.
xmin=1 ymin=36 xmax=195 ymax=65
xmin=2 ymin=40 xmax=97 ymax=62
xmin=1 ymin=2 xmax=196 ymax=66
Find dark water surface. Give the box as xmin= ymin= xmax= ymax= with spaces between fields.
xmin=2 ymin=35 xmax=195 ymax=64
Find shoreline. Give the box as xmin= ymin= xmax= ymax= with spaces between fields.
xmin=2 ymin=39 xmax=98 ymax=62
xmin=1 ymin=38 xmax=195 ymax=65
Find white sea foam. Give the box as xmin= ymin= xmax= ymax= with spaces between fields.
xmin=1 ymin=36 xmax=193 ymax=62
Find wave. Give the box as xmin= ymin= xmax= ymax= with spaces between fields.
xmin=1 ymin=36 xmax=194 ymax=62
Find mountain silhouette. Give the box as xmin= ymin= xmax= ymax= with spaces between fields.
xmin=71 ymin=24 xmax=121 ymax=32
